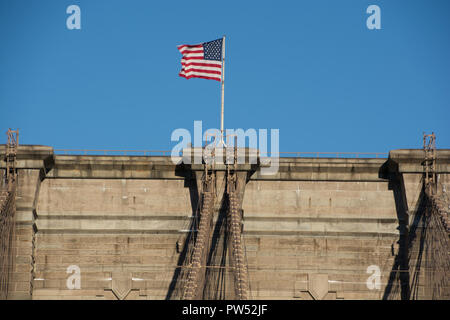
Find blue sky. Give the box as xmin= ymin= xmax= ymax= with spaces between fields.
xmin=1 ymin=0 xmax=449 ymax=153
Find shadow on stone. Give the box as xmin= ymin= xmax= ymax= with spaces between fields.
xmin=165 ymin=167 xmax=199 ymax=300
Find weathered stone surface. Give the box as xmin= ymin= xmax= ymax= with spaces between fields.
xmin=1 ymin=146 xmax=449 ymax=300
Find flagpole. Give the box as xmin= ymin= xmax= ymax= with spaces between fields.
xmin=220 ymin=35 xmax=225 ymax=144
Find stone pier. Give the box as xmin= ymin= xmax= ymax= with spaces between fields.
xmin=1 ymin=145 xmax=449 ymax=299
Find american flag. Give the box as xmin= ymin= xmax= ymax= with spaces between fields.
xmin=177 ymin=38 xmax=223 ymax=81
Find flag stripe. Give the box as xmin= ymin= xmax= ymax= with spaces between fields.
xmin=181 ymin=56 xmax=215 ymax=61
xmin=177 ymin=44 xmax=202 ymax=51
xmin=179 ymin=74 xmax=221 ymax=81
xmin=181 ymin=59 xmax=221 ymax=66
xmin=180 ymin=50 xmax=203 ymax=54
xmin=181 ymin=62 xmax=222 ymax=68
xmin=179 ymin=49 xmax=203 ymax=54
xmin=181 ymin=53 xmax=204 ymax=58
xmin=180 ymin=71 xmax=220 ymax=79
xmin=181 ymin=68 xmax=222 ymax=75
xmin=179 ymin=71 xmax=222 ymax=80
xmin=182 ymin=65 xmax=222 ymax=72
xmin=179 ymin=69 xmax=221 ymax=76
xmin=180 ymin=71 xmax=221 ymax=80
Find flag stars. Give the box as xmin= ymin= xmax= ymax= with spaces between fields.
xmin=203 ymin=39 xmax=223 ymax=61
